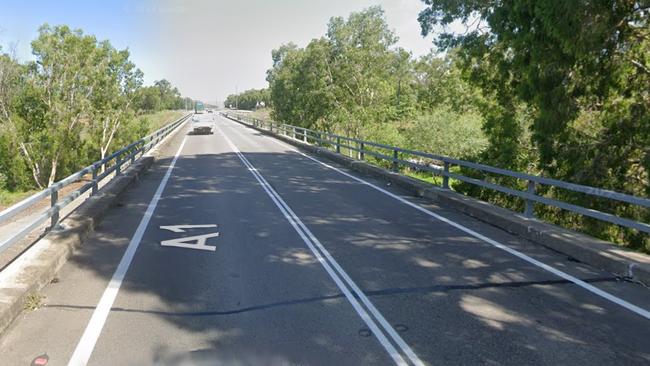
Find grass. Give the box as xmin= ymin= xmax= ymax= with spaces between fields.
xmin=403 ymin=166 xmax=462 ymax=189
xmin=0 ymin=189 xmax=38 ymax=210
xmin=230 ymin=108 xmax=272 ymax=121
xmin=140 ymin=110 xmax=187 ymax=133
xmin=24 ymin=292 xmax=43 ymax=311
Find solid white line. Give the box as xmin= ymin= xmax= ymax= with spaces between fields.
xmin=67 ymin=137 xmax=188 ymax=366
xmin=223 ymin=116 xmax=650 ymax=321
xmin=215 ymin=122 xmax=417 ymax=366
xmin=220 ymin=121 xmax=425 ymax=364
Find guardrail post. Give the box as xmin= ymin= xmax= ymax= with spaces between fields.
xmin=303 ymin=129 xmax=307 ymax=142
xmin=359 ymin=142 xmax=365 ymax=160
xmin=292 ymin=126 xmax=296 ymax=139
xmin=116 ymin=156 xmax=122 ymax=175
xmin=443 ymin=162 xmax=450 ymax=189
xmin=524 ymin=180 xmax=536 ymax=218
xmin=91 ymin=165 xmax=98 ymax=195
xmin=336 ymin=136 xmax=341 ymax=153
xmin=50 ymin=184 xmax=59 ymax=229
xmin=392 ymin=149 xmax=399 ymax=172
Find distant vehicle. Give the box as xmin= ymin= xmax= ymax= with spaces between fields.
xmin=194 ymin=101 xmax=205 ymax=114
xmin=207 ymin=109 xmax=213 ymax=113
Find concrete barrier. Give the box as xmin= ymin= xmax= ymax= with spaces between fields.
xmin=226 ymin=115 xmax=650 ymax=286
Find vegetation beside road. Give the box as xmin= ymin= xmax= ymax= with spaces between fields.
xmin=139 ymin=110 xmax=186 ymax=134
xmin=224 ymin=89 xmax=269 ymax=110
xmin=227 ymin=4 xmax=649 ymax=252
xmin=0 ymin=24 xmax=191 ymax=207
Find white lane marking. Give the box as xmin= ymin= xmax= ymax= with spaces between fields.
xmin=161 ymin=232 xmax=220 ymax=251
xmin=160 ymin=224 xmax=218 ymax=233
xmin=215 ymin=122 xmax=420 ymax=366
xmin=223 ymin=116 xmax=650 ymax=321
xmin=222 ymin=120 xmax=425 ymax=364
xmin=67 ymin=137 xmax=188 ymax=366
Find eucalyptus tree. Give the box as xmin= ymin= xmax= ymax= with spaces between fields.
xmin=325 ymin=6 xmax=400 ymax=138
xmin=89 ymin=43 xmax=143 ymax=169
xmin=9 ymin=25 xmax=105 ymax=187
xmin=0 ymin=48 xmax=31 ymax=190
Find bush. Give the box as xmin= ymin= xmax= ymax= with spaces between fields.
xmin=403 ymin=108 xmax=487 ymax=159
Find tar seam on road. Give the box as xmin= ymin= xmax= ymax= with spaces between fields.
xmin=67 ymin=136 xmax=188 ymax=366
xmin=222 ymin=115 xmax=650 ymax=321
xmin=214 ymin=122 xmax=424 ymax=366
xmin=43 ymin=276 xmax=618 ymax=318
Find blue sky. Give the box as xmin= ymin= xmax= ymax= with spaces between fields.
xmin=0 ymin=0 xmax=438 ymax=103
xmin=0 ymin=0 xmax=162 ymax=84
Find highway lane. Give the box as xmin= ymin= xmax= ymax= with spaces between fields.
xmin=0 ymin=115 xmax=394 ymax=365
xmin=213 ymin=114 xmax=650 ymax=364
xmin=0 ymin=112 xmax=648 ymax=365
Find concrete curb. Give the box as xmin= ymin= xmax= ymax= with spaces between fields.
xmin=0 ymin=121 xmax=187 ymax=336
xmin=226 ymin=115 xmax=650 ymax=285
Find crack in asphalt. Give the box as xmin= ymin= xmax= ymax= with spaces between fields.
xmin=43 ymin=276 xmax=619 ymax=317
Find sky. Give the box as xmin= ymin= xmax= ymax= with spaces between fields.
xmin=0 ymin=0 xmax=437 ymax=104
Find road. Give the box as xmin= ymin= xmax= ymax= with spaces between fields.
xmin=0 ymin=112 xmax=649 ymax=365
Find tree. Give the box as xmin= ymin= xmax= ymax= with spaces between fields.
xmin=418 ymin=1 xmax=650 ymax=250
xmin=12 ymin=25 xmax=106 ymax=187
xmin=225 ymin=88 xmax=271 ymax=111
xmin=267 ymin=7 xmax=416 ymax=137
xmin=135 ymin=86 xmax=161 ymax=112
xmin=89 ymin=43 xmax=143 ymax=168
xmin=0 ymin=24 xmax=192 ymax=193
xmin=326 ymin=6 xmax=400 ymax=138
xmin=266 ymin=39 xmax=335 ymax=129
xmin=0 ymin=48 xmax=32 ymax=190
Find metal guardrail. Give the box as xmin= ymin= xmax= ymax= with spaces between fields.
xmin=223 ymin=112 xmax=650 ymax=235
xmin=0 ymin=113 xmax=191 ymax=255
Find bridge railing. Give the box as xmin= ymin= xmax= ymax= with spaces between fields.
xmin=223 ymin=112 xmax=650 ymax=236
xmin=0 ymin=113 xmax=191 ymax=255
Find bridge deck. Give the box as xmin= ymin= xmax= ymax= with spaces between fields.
xmin=1 ymin=114 xmax=648 ymax=365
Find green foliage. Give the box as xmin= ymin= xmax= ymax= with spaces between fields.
xmin=0 ymin=24 xmax=189 ymax=196
xmin=137 ymin=110 xmax=185 ymax=134
xmin=419 ymin=0 xmax=650 ymax=250
xmin=267 ymin=7 xmax=425 ymax=137
xmin=134 ymin=79 xmax=187 ymax=112
xmin=225 ymin=88 xmax=270 ymax=110
xmin=403 ymin=108 xmax=487 ymax=159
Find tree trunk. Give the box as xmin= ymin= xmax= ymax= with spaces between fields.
xmin=47 ymin=154 xmax=59 ymax=187
xmin=100 ymin=146 xmax=108 ymax=173
xmin=19 ymin=142 xmax=44 ymax=189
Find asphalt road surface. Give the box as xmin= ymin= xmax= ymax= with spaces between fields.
xmin=0 ymin=112 xmax=649 ymax=365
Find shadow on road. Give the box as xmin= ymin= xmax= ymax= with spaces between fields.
xmin=49 ymin=148 xmax=650 ymax=365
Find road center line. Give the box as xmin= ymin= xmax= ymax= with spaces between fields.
xmin=222 ymin=115 xmax=650 ymax=321
xmin=67 ymin=136 xmax=188 ymax=366
xmin=214 ymin=122 xmax=423 ymax=366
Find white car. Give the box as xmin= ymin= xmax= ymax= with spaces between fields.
xmin=191 ymin=114 xmax=213 ymax=135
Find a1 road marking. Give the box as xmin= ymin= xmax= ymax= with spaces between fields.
xmin=160 ymin=224 xmax=219 ymax=251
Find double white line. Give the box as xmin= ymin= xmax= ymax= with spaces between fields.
xmin=224 ymin=116 xmax=650 ymax=322
xmin=215 ymin=123 xmax=424 ymax=366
